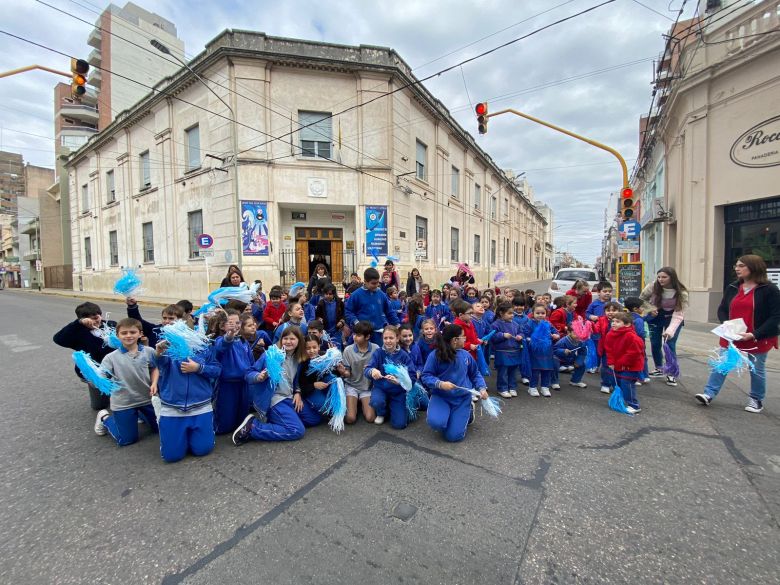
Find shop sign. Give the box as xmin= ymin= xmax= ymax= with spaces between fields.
xmin=730 ymin=115 xmax=780 ymax=168
xmin=768 ymin=269 xmax=780 ymax=287
xmin=365 ymin=205 xmax=388 ymax=256
xmin=618 ymin=240 xmax=639 ymax=254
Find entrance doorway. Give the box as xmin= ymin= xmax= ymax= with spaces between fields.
xmin=295 ymin=227 xmax=344 ymax=286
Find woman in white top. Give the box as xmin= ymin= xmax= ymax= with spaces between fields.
xmin=640 ymin=266 xmax=688 ymax=386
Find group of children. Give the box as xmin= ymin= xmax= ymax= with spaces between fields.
xmin=53 ymin=268 xmax=655 ymax=462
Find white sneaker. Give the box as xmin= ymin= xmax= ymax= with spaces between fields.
xmin=509 ymin=389 xmax=518 ymax=397
xmin=94 ymin=409 xmax=109 ymax=436
xmin=559 ymin=366 xmax=568 ymax=372
xmin=587 ymin=368 xmax=598 ymax=374
xmin=744 ymin=398 xmax=763 ymax=413
xmin=569 ymin=382 xmax=587 ymax=388
xmin=528 ymin=387 xmax=540 ymax=397
xmin=374 ymin=416 xmax=385 ymax=425
xmin=540 ymin=387 xmax=552 ymax=397
xmin=600 ymin=386 xmax=611 ymax=394
xmin=521 ymin=378 xmax=530 ymax=385
xmin=626 ymin=406 xmax=640 ymax=414
xmin=567 ymin=366 xmax=575 ymax=372
xmin=635 ymin=380 xmax=642 ymax=386
xmin=551 ymin=383 xmax=561 ymax=390
xmin=499 ymin=390 xmax=512 ymax=399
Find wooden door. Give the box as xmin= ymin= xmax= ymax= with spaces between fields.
xmin=331 ymin=243 xmax=343 ymax=286
xmin=295 ymin=240 xmax=309 ymax=284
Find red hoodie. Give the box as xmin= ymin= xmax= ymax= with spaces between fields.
xmin=549 ymin=308 xmax=571 ymax=336
xmin=604 ymin=326 xmax=645 ymax=372
xmin=593 ymin=315 xmax=611 ymax=357
xmin=565 ymin=289 xmax=593 ymax=319
xmin=454 ymin=317 xmax=480 ymax=359
xmin=263 ymin=301 xmax=287 ymax=329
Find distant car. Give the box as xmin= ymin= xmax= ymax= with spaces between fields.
xmin=548 ymin=268 xmax=601 ymax=299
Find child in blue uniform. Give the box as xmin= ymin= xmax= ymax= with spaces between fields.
xmin=344 ymin=267 xmax=400 ymax=345
xmin=296 ymin=335 xmax=332 ymax=417
xmin=273 ymin=301 xmax=308 ymax=343
xmin=154 ymin=333 xmax=221 ymax=463
xmin=125 ymin=297 xmax=182 ymax=348
xmin=425 ymin=289 xmax=452 ymax=328
xmin=414 ymin=319 xmax=439 ymax=376
xmin=366 ymin=326 xmax=416 ymax=429
xmin=491 ymin=302 xmax=524 ymax=398
xmin=623 ymin=297 xmax=650 ymax=384
xmin=585 ymin=283 xmax=613 ymax=373
xmin=523 ymin=303 xmax=559 ymax=397
xmin=315 ymin=284 xmax=345 ymax=349
xmin=212 ymin=311 xmax=254 ymax=434
xmin=512 ymin=296 xmax=532 ymax=386
xmin=406 ymin=299 xmax=426 ymax=340
xmin=422 ymin=324 xmax=488 ymax=442
xmin=386 ymin=286 xmax=404 ymax=324
xmin=481 ymin=296 xmax=496 ymax=325
xmin=554 ymin=327 xmax=588 ymax=387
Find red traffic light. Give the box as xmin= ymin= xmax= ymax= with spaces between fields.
xmin=621 ymin=187 xmax=633 ymax=199
xmin=475 ymin=102 xmax=487 ymax=116
xmin=475 ymin=102 xmax=489 ymax=134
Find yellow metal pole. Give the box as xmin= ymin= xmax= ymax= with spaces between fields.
xmin=0 ymin=64 xmax=71 ymax=79
xmin=487 ymin=108 xmax=629 ymax=189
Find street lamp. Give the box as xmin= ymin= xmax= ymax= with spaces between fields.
xmin=150 ymin=39 xmax=242 ymax=270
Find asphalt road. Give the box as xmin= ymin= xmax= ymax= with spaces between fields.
xmin=1 ymin=290 xmax=778 ymax=584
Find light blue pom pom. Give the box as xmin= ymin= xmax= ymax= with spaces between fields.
xmin=405 ymin=382 xmax=428 ymax=420
xmin=72 ymin=351 xmax=122 ymax=395
xmin=320 ymin=378 xmax=347 ymax=434
xmin=159 ymin=321 xmax=210 ymax=361
xmin=307 ymin=347 xmax=342 ymax=376
xmin=384 ymin=361 xmax=412 ymax=391
xmin=265 ymin=344 xmax=286 ymax=390
xmin=113 ymin=268 xmax=142 ymax=296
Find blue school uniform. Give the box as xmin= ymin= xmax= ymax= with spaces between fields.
xmin=415 ymin=336 xmax=437 ymax=369
xmin=389 ymin=298 xmax=404 ymax=323
xmin=631 ymin=311 xmax=650 ymax=379
xmin=464 ymin=295 xmax=479 ymax=304
xmin=523 ymin=320 xmax=555 ymax=389
xmin=425 ymin=302 xmax=452 ymax=327
xmin=365 ymin=347 xmax=415 ymax=429
xmin=344 ymin=286 xmax=400 ymax=345
xmin=273 ymin=319 xmax=308 ymax=343
xmin=483 ymin=309 xmax=495 ymax=325
xmin=586 ymin=300 xmax=607 ymax=371
xmin=421 ymin=349 xmax=487 ymax=442
xmin=491 ymin=319 xmax=524 ymax=391
xmin=212 ymin=335 xmax=254 ymax=434
xmin=554 ymin=336 xmax=587 ymax=383
xmin=303 ymin=302 xmax=316 ymax=323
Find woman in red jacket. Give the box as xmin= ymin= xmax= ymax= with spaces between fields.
xmin=604 ymin=312 xmax=646 ymax=414
xmin=565 ymin=280 xmax=593 ymax=319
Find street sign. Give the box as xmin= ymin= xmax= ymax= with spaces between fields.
xmin=618 ymin=240 xmax=639 ymax=254
xmin=35 ymin=260 xmax=42 ymax=272
xmin=199 ymin=250 xmax=215 ymax=257
xmin=415 ymin=239 xmax=427 ymax=258
xmin=196 ymin=233 xmax=214 ymax=249
xmin=621 ymin=220 xmax=640 ymax=240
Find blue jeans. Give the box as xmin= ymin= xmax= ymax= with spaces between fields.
xmin=703 ymin=351 xmax=768 ymax=402
xmin=615 ymin=371 xmax=640 ymax=409
xmin=530 ymin=369 xmax=552 ymax=388
xmin=496 ymin=365 xmax=518 ymax=391
xmin=648 ymin=312 xmax=682 ymax=370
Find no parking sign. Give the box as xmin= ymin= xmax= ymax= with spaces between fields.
xmin=197 ymin=234 xmax=214 ymax=249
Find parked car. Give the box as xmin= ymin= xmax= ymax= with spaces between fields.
xmin=548 ymin=268 xmax=601 ymax=299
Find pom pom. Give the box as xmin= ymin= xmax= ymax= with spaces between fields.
xmin=113 ymin=268 xmax=143 ymax=297
xmin=192 ymin=302 xmax=218 ymax=318
xmin=661 ymin=342 xmax=680 ymax=377
xmin=479 ymin=329 xmax=497 ymax=343
xmin=609 ymin=386 xmax=634 ymax=416
xmin=98 ymin=325 xmax=122 ymax=349
xmin=207 ymin=284 xmax=256 ymax=306
xmin=384 ymin=361 xmax=412 ymax=391
xmin=308 ymin=347 xmax=343 ymax=376
xmin=493 ymin=271 xmax=505 ymax=283
xmin=572 ymin=318 xmax=593 ymax=341
xmin=585 ymin=338 xmax=599 ymax=370
xmin=475 ymin=345 xmax=490 ymax=376
xmin=530 ymin=320 xmax=553 ymax=353
xmin=264 ymin=344 xmax=286 ymax=390
xmin=288 ymin=282 xmax=306 ymax=299
xmin=708 ymin=342 xmax=755 ymax=376
xmin=405 ymin=382 xmax=428 ymax=420
xmin=386 ymin=255 xmax=400 ymax=262
xmin=72 ymin=351 xmax=122 ymax=396
xmin=159 ymin=321 xmax=210 ymax=361
xmin=320 ymin=377 xmax=347 ymax=434
xmin=467 ymin=389 xmax=502 ymax=418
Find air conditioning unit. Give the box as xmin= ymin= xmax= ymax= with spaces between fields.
xmin=649 ymin=198 xmax=674 ymax=223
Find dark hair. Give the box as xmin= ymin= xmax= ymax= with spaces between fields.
xmin=162 ymin=304 xmax=185 ymax=318
xmin=176 ymin=299 xmax=193 ymax=314
xmin=407 ymin=299 xmax=424 ymax=326
xmin=430 ymin=289 xmax=442 ymax=298
xmin=350 ymin=272 xmax=359 ymax=278
xmin=364 ymin=267 xmax=380 ymax=281
xmin=269 ymin=289 xmax=282 ymax=300
xmin=224 ymin=265 xmax=245 ymax=282
xmin=398 ymin=323 xmax=414 ymax=346
xmin=524 ymin=289 xmax=535 ymax=298
xmin=116 ymin=317 xmax=142 ymax=333
xmin=224 ymin=299 xmax=248 ymax=313
xmin=604 ymin=301 xmax=623 ymax=312
xmin=314 ymin=263 xmax=329 ymax=276
xmin=511 ymin=294 xmax=526 ymax=308
xmin=322 ymin=283 xmax=337 ymax=295
xmin=281 ymin=302 xmax=303 ymax=323
xmin=496 ymin=301 xmax=513 ymax=317
xmin=623 ymin=296 xmax=643 ymax=312
xmin=206 ymin=312 xmax=228 ymax=338
xmin=611 ymin=312 xmax=633 ymax=326
xmin=651 ymin=267 xmax=688 ymax=311
xmin=75 ymin=302 xmax=102 ymax=319
xmin=737 ymin=254 xmax=769 ymax=285
xmin=595 ymin=282 xmax=612 ymax=292
xmin=435 ymin=324 xmax=462 ymax=363
xmin=384 ymin=260 xmax=395 ymax=268
xmin=303 ymin=334 xmax=322 ymax=347
xmin=480 ymin=295 xmax=494 ymax=310
xmin=450 ymin=299 xmax=471 ymax=317
xmin=307 ymin=318 xmax=324 ymax=332
xmin=352 ymin=321 xmax=374 ymax=338
xmin=239 ymin=313 xmax=257 ymax=330
xmin=278 ymin=325 xmax=307 ymax=362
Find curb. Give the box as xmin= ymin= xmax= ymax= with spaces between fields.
xmin=3 ymin=287 xmax=173 ymax=308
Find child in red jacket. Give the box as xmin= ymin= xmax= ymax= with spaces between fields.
xmin=594 ymin=301 xmax=623 ymax=394
xmin=604 ymin=312 xmax=645 ymax=414
xmin=262 ymin=288 xmax=287 ymax=331
xmin=550 ymin=295 xmax=575 ymax=337
xmin=452 ymin=300 xmax=481 ymax=360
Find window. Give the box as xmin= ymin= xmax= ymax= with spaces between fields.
xmin=106 ymin=170 xmax=115 ymax=203
xmin=515 ymin=242 xmax=519 ymax=265
xmin=185 ymin=125 xmax=200 ymax=171
xmin=142 ymin=222 xmax=154 ymax=263
xmin=491 ymin=239 xmax=496 ymax=265
xmin=450 ymin=227 xmax=459 ymax=262
xmin=84 ymin=237 xmax=92 ymax=269
xmin=188 ymin=210 xmax=203 ymax=259
xmin=140 ymin=151 xmax=151 ymax=188
xmin=504 ymin=238 xmax=510 ymax=264
xmin=473 ymin=234 xmax=481 ymax=264
xmin=451 ymin=166 xmax=459 ymax=199
xmin=299 ymin=111 xmax=332 ymax=159
xmin=415 ymin=216 xmax=428 ymax=259
xmin=491 ymin=196 xmax=497 ymax=220
xmin=474 ymin=183 xmax=481 ymax=210
xmin=81 ymin=183 xmax=89 ymax=211
xmin=109 ymin=230 xmax=118 ymax=266
xmin=504 ymin=197 xmax=509 ymax=219
xmin=416 ymin=140 xmax=427 ymax=181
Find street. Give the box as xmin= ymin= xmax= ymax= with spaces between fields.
xmin=1 ymin=290 xmax=779 ymax=585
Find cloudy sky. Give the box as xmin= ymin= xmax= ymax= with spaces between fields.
xmin=0 ymin=0 xmax=697 ymax=264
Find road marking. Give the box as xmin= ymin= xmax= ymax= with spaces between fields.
xmin=0 ymin=334 xmax=42 ymax=353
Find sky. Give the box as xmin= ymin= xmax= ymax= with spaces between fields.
xmin=0 ymin=0 xmax=698 ymax=265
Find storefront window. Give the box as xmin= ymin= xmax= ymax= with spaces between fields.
xmin=724 ymin=197 xmax=780 ymax=287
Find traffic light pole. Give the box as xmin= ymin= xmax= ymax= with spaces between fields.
xmin=0 ymin=64 xmax=71 ymax=79
xmin=484 ymin=108 xmax=629 ymax=189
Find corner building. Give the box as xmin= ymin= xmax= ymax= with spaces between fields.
xmin=66 ymin=30 xmax=548 ymax=298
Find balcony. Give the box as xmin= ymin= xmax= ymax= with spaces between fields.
xmin=87 ymin=48 xmax=101 ymax=67
xmin=59 ymin=102 xmax=99 ymax=124
xmin=723 ymin=1 xmax=780 ymax=56
xmin=88 ymin=68 xmax=102 ymax=88
xmin=87 ymin=28 xmax=101 ymax=49
xmin=23 ymin=251 xmax=40 ymax=262
xmin=21 ymin=219 xmax=39 ymax=235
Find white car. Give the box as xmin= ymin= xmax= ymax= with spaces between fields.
xmin=548 ymin=268 xmax=601 ymax=299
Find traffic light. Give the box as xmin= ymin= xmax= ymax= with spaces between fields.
xmin=70 ymin=58 xmax=89 ymax=99
xmin=475 ymin=102 xmax=488 ymax=134
xmin=621 ymin=187 xmax=635 ymax=221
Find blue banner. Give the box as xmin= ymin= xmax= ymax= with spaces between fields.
xmin=365 ymin=205 xmax=388 ymax=256
xmin=241 ymin=200 xmax=270 ymax=256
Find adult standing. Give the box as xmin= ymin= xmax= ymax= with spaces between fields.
xmin=220 ymin=265 xmax=246 ymax=287
xmin=307 ymin=263 xmax=332 ymax=296
xmin=383 ymin=260 xmax=401 ymax=290
xmin=565 ymin=280 xmax=592 ymax=319
xmin=640 ymin=266 xmax=688 ymax=386
xmin=695 ymin=255 xmax=780 ymax=413
xmin=406 ymin=267 xmax=423 ymax=297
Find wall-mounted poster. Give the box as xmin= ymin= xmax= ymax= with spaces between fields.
xmin=365 ymin=205 xmax=387 ymax=257
xmin=241 ymin=200 xmax=270 ymax=256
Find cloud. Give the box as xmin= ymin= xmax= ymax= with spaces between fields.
xmin=0 ymin=0 xmax=690 ymax=264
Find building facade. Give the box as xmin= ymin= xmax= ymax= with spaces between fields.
xmin=65 ymin=31 xmax=549 ymax=299
xmin=633 ymin=0 xmax=780 ymax=321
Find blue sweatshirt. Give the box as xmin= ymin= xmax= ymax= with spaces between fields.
xmin=345 ymin=286 xmax=400 ymax=331
xmin=631 ymin=311 xmax=646 ymax=339
xmin=425 ymin=302 xmax=452 ymax=325
xmin=554 ymin=336 xmax=586 ymax=367
xmin=522 ymin=320 xmax=556 ymax=370
xmin=303 ymin=302 xmax=316 ymax=323
xmin=364 ymin=347 xmax=415 ymax=395
xmin=389 ymin=299 xmax=403 ymax=322
xmin=586 ymin=299 xmax=608 ymax=320
xmin=421 ymin=349 xmax=487 ymax=400
xmin=403 ymin=345 xmax=424 ymax=375
xmin=490 ymin=319 xmax=524 ymax=366
xmin=214 ymin=335 xmax=254 ymax=381
xmin=273 ymin=319 xmax=308 ymax=343
xmin=415 ymin=336 xmax=437 ymax=366
xmin=471 ymin=315 xmax=490 ymax=339
xmin=244 ymin=351 xmax=301 ymax=414
xmin=483 ymin=309 xmax=495 ymax=325
xmin=156 ymin=347 xmax=221 ymax=412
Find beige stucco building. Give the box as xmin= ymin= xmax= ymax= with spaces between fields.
xmin=634 ymin=0 xmax=780 ymax=322
xmin=65 ymin=30 xmax=550 ymax=299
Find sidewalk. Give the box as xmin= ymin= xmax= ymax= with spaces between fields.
xmin=4 ymin=286 xmax=177 ymax=308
